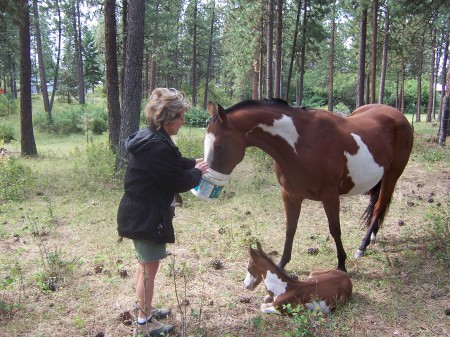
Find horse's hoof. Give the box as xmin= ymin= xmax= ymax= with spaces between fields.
xmin=354 ymin=249 xmax=364 ymax=259
xmin=370 ymin=233 xmax=376 ymax=244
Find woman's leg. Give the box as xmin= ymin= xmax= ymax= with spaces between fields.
xmin=135 ymin=260 xmax=160 ymax=319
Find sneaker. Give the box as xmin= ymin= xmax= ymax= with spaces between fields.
xmin=135 ymin=316 xmax=174 ymax=337
xmin=151 ymin=307 xmax=171 ymax=319
xmin=134 ymin=306 xmax=171 ymax=320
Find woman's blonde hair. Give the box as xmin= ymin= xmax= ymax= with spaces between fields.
xmin=145 ymin=88 xmax=190 ymax=129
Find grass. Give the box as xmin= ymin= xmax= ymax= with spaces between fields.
xmin=0 ymin=99 xmax=449 ymax=336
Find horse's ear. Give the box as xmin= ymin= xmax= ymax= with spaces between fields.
xmin=256 ymin=242 xmax=262 ymax=252
xmin=207 ymin=102 xmax=216 ymax=117
xmin=217 ymin=104 xmax=227 ymax=123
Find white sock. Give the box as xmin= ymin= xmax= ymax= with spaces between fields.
xmin=137 ymin=315 xmax=152 ymax=324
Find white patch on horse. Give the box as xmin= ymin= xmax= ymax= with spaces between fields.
xmin=204 ymin=132 xmax=216 ymax=164
xmin=343 ymin=133 xmax=384 ymax=196
xmin=264 ymin=270 xmax=287 ymax=300
xmin=255 ymin=115 xmax=299 ymax=154
xmin=244 ymin=271 xmax=257 ymax=289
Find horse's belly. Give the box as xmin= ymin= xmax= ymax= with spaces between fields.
xmin=341 ymin=133 xmax=384 ymax=196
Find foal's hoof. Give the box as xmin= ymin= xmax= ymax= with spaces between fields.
xmin=263 ymin=295 xmax=273 ymax=303
xmin=354 ymin=249 xmax=364 ymax=259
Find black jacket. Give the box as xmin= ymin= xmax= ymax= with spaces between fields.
xmin=117 ymin=126 xmax=202 ymax=243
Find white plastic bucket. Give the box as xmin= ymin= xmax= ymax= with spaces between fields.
xmin=191 ymin=168 xmax=230 ymax=201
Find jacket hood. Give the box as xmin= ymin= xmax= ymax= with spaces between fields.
xmin=125 ymin=127 xmax=163 ymax=154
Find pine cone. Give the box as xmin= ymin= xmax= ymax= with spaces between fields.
xmin=211 ymin=259 xmax=223 ymax=270
xmin=307 ymin=247 xmax=319 ymax=255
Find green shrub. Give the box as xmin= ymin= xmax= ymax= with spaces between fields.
xmin=34 ymin=105 xmax=108 ymax=135
xmin=0 ymin=157 xmax=34 ymax=202
xmin=185 ymin=107 xmax=210 ymax=128
xmin=88 ymin=108 xmax=108 ymax=135
xmin=0 ymin=94 xmax=18 ymax=117
xmin=0 ymin=124 xmax=15 ymax=143
xmin=334 ymin=102 xmax=351 ymax=115
xmin=71 ymin=141 xmax=117 ymax=186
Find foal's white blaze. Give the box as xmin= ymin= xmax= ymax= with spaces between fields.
xmin=204 ymin=132 xmax=216 ymax=164
xmin=264 ymin=270 xmax=288 ymax=300
xmin=244 ymin=271 xmax=257 ymax=289
xmin=343 ymin=133 xmax=384 ymax=196
xmin=255 ymin=115 xmax=299 ymax=154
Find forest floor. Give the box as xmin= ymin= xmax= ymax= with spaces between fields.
xmin=0 ymin=121 xmax=449 ymax=337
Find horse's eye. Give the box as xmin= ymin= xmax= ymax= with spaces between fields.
xmin=214 ymin=144 xmax=224 ymax=151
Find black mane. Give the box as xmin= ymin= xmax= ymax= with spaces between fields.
xmin=226 ymin=98 xmax=290 ymax=113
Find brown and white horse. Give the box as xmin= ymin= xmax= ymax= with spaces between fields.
xmin=205 ymin=100 xmax=413 ymax=272
xmin=244 ymin=242 xmax=352 ymax=314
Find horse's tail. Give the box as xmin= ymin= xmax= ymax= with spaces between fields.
xmin=361 ymin=181 xmax=391 ymax=228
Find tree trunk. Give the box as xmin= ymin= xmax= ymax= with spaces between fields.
xmin=266 ymin=0 xmax=274 ymax=98
xmin=120 ymin=0 xmax=128 ymax=106
xmin=356 ymin=7 xmax=367 ymax=108
xmin=416 ymin=36 xmax=424 ymax=122
xmin=116 ymin=0 xmax=146 ymax=172
xmin=297 ymin=0 xmax=308 ymax=106
xmin=328 ymin=0 xmax=336 ymax=111
xmin=191 ymin=0 xmax=198 ymax=106
xmin=72 ymin=0 xmax=85 ymax=104
xmin=378 ymin=6 xmax=389 ymax=104
xmin=149 ymin=1 xmax=159 ymax=95
xmin=252 ymin=60 xmax=259 ymax=99
xmin=426 ymin=28 xmax=436 ymax=122
xmin=32 ymin=0 xmax=51 ymax=122
xmin=50 ymin=0 xmax=62 ymax=113
xmin=105 ymin=0 xmax=121 ymax=151
xmin=274 ymin=0 xmax=282 ymax=98
xmin=370 ymin=0 xmax=378 ymax=104
xmin=203 ymin=2 xmax=215 ymax=110
xmin=18 ymin=0 xmax=37 ymax=156
xmin=285 ymin=0 xmax=301 ymax=103
xmin=258 ymin=14 xmax=264 ymax=100
xmin=400 ymin=54 xmax=405 ymax=114
xmin=438 ymin=27 xmax=449 ymax=121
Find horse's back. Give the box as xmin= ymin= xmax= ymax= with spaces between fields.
xmin=350 ymin=104 xmax=411 ymax=130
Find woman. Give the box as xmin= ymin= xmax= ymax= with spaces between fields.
xmin=117 ymin=88 xmax=208 ymax=336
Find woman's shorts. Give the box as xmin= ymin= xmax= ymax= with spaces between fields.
xmin=133 ymin=239 xmax=167 ymax=262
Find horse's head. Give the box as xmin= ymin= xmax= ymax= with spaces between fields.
xmin=243 ymin=242 xmax=265 ymax=291
xmin=204 ymin=102 xmax=247 ymax=175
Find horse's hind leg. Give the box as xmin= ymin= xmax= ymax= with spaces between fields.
xmin=278 ymin=190 xmax=302 ymax=269
xmin=355 ymin=175 xmax=397 ymax=258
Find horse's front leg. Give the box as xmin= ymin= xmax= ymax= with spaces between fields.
xmin=278 ymin=189 xmax=302 ymax=269
xmin=322 ymin=193 xmax=347 ymax=272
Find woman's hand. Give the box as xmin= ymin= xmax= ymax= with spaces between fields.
xmin=195 ymin=159 xmax=209 ymax=175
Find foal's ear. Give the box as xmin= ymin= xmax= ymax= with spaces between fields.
xmin=207 ymin=102 xmax=216 ymax=117
xmin=217 ymin=104 xmax=227 ymax=123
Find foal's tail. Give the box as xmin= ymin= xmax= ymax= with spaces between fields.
xmin=361 ymin=181 xmax=392 ymax=228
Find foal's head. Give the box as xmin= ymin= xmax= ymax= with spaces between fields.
xmin=244 ymin=242 xmax=280 ymax=291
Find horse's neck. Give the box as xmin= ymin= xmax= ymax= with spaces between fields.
xmin=231 ymin=109 xmax=300 ymax=164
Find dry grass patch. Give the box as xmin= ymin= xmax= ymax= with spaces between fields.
xmin=0 ymin=126 xmax=448 ymax=337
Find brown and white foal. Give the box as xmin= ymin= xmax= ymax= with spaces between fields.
xmin=244 ymin=242 xmax=352 ymax=314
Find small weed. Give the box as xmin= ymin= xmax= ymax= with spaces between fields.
xmin=0 ymin=262 xmax=23 ymax=320
xmin=32 ymin=218 xmax=75 ymax=291
xmin=426 ymin=206 xmax=450 ymax=265
xmin=283 ymin=303 xmax=339 ymax=337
